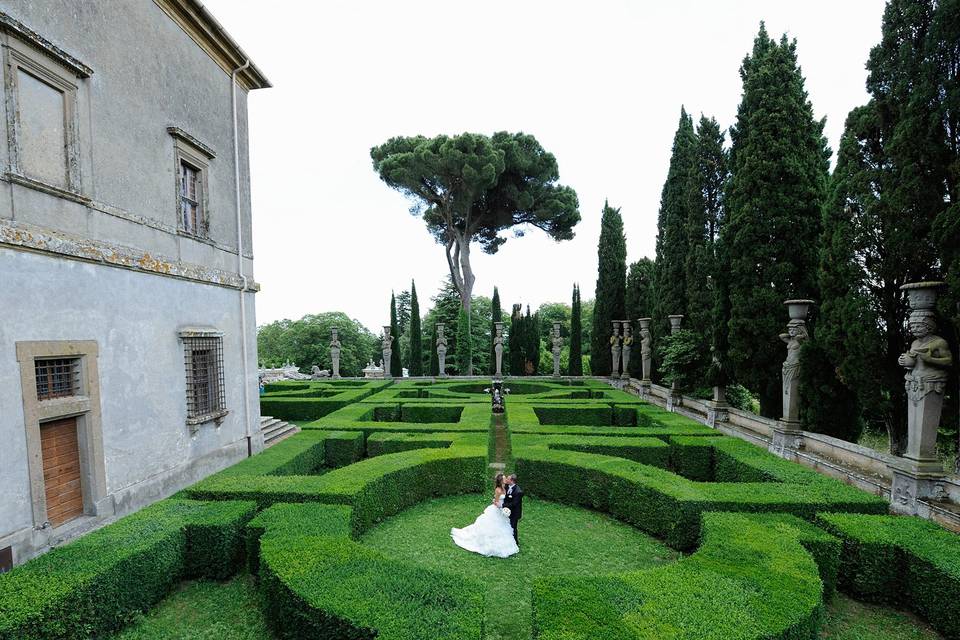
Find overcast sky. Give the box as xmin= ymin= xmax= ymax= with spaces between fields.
xmin=203 ymin=0 xmax=887 ymax=333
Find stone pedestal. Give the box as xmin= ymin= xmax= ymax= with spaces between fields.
xmin=707 ymin=386 xmax=728 ymax=427
xmin=890 ymin=461 xmax=948 ymax=515
xmin=666 ymin=315 xmax=684 ymax=408
xmin=769 ymin=420 xmax=803 ymax=459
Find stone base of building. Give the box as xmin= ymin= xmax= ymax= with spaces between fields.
xmin=769 ymin=420 xmax=804 ymax=459
xmin=890 ymin=458 xmax=948 ymax=515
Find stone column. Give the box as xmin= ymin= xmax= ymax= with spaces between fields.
xmin=493 ymin=321 xmax=504 ymax=379
xmin=436 ymin=323 xmax=448 ymax=378
xmin=638 ymin=318 xmax=652 ymax=397
xmin=620 ymin=321 xmax=632 ymax=380
xmin=610 ymin=321 xmax=622 ymax=378
xmin=666 ymin=315 xmax=683 ymax=411
xmin=382 ymin=325 xmax=393 ymax=379
xmin=329 ymin=328 xmax=341 ymax=379
xmin=890 ymin=282 xmax=952 ymax=515
xmin=551 ymin=321 xmax=563 ymax=378
xmin=770 ymin=300 xmax=814 ymax=458
xmin=707 ymin=381 xmax=729 ymax=428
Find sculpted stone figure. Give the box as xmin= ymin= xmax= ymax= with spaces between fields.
xmin=638 ymin=318 xmax=652 ymax=383
xmin=494 ymin=321 xmax=504 ymax=378
xmin=436 ymin=323 xmax=448 ymax=377
xmin=329 ymin=327 xmax=342 ymax=379
xmin=609 ymin=321 xmax=621 ymax=378
xmin=897 ymin=283 xmax=953 ymax=464
xmin=382 ymin=325 xmax=393 ymax=379
xmin=551 ymin=322 xmax=563 ymax=378
xmin=620 ymin=321 xmax=632 ymax=380
xmin=779 ymin=301 xmax=813 ymax=423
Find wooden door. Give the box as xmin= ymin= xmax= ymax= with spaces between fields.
xmin=40 ymin=418 xmax=83 ymax=527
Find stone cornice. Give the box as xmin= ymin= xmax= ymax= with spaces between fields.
xmin=0 ymin=219 xmax=260 ymax=292
xmin=0 ymin=11 xmax=93 ymax=78
xmin=152 ymin=0 xmax=271 ymax=91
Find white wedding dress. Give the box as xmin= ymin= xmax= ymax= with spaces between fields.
xmin=451 ymin=494 xmax=519 ymax=558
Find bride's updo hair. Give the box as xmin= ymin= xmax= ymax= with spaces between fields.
xmin=494 ymin=473 xmax=505 ymax=490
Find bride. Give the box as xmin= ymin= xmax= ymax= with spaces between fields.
xmin=451 ymin=473 xmax=519 ymax=558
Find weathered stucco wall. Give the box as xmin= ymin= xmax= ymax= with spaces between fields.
xmin=0 ymin=0 xmax=254 ymax=263
xmin=0 ymin=248 xmax=259 ymax=560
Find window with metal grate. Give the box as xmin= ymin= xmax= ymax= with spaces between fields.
xmin=35 ymin=358 xmax=81 ymax=400
xmin=183 ymin=336 xmax=225 ymax=421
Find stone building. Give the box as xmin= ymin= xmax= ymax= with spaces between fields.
xmin=0 ymin=1 xmax=270 ymax=568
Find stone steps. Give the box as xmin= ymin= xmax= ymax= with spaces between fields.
xmin=260 ymin=415 xmax=299 ymax=447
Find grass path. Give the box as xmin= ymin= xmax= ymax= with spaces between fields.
xmin=362 ymin=493 xmax=680 ymax=640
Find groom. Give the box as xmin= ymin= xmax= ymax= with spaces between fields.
xmin=502 ymin=473 xmax=524 ymax=544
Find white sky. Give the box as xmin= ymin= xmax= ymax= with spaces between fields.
xmin=203 ymin=0 xmax=887 ymax=333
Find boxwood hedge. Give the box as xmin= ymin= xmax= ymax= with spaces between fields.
xmin=0 ymin=499 xmax=255 ymax=640
xmin=817 ymin=512 xmax=960 ymax=639
xmin=245 ymin=502 xmax=353 ymax=574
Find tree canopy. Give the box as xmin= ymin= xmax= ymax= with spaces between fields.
xmin=371 ymin=132 xmax=581 ymax=311
xmin=257 ymin=312 xmax=379 ymax=377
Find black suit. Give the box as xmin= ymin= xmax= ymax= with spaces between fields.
xmin=502 ymin=483 xmax=523 ymax=543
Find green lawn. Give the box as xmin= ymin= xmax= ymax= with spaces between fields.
xmin=111 ymin=574 xmax=270 ymax=640
xmin=362 ymin=493 xmax=680 ymax=640
xmin=821 ymin=593 xmax=943 ymax=640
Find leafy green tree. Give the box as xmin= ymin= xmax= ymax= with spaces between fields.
xmin=569 ymin=284 xmax=584 ymax=376
xmin=371 ymin=132 xmax=580 ymax=313
xmin=490 ymin=287 xmax=502 ymax=375
xmin=528 ymin=307 xmax=542 ymax=376
xmin=590 ymin=201 xmax=627 ymax=374
xmin=654 ymin=109 xmax=697 ymax=328
xmin=456 ymin=307 xmax=472 ymax=375
xmin=408 ymin=281 xmax=423 ymax=376
xmin=388 ymin=292 xmax=402 ymax=376
xmin=256 ymin=312 xmax=379 ymax=376
xmin=626 ymin=259 xmax=655 ymax=377
xmin=422 ymin=276 xmax=492 ymax=376
xmin=395 ymin=289 xmax=412 ymax=336
xmin=658 ymin=329 xmax=706 ymax=392
xmin=724 ymin=24 xmax=830 ymax=417
xmin=537 ymin=302 xmax=571 ymax=338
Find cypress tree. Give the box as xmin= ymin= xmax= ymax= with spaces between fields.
xmin=685 ymin=116 xmax=727 ymax=338
xmin=456 ymin=306 xmax=472 ymax=375
xmin=389 ymin=292 xmax=402 ymax=376
xmin=527 ymin=306 xmax=541 ymax=375
xmin=625 ymin=259 xmax=656 ymax=378
xmin=590 ymin=201 xmax=627 ymax=375
xmin=569 ymin=284 xmax=583 ymax=376
xmin=653 ymin=108 xmax=698 ymax=328
xmin=509 ymin=304 xmax=524 ymax=375
xmin=490 ymin=287 xmax=502 ymax=375
xmin=408 ymin=280 xmax=423 ymax=376
xmin=724 ymin=24 xmax=830 ymax=417
xmin=429 ymin=322 xmax=439 ymax=376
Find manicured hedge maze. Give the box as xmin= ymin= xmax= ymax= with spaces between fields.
xmin=2 ymin=378 xmax=958 ymax=640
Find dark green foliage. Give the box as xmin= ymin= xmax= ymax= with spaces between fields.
xmin=371 ymin=131 xmax=580 ymax=312
xmin=389 ymin=292 xmax=401 ymax=376
xmin=653 ymin=109 xmax=697 ymax=329
xmin=528 ymin=306 xmax=541 ymax=375
xmin=0 ymin=499 xmax=255 ymax=640
xmin=259 ymin=535 xmax=485 ymax=640
xmin=509 ymin=303 xmax=541 ymax=375
xmin=429 ymin=322 xmax=439 ymax=376
xmin=590 ymin=201 xmax=627 ymax=375
xmin=489 ymin=286 xmax=502 ymax=375
xmin=658 ymin=328 xmax=707 ymax=392
xmin=817 ymin=512 xmax=960 ymax=640
xmin=408 ymin=281 xmax=423 ymax=376
xmin=625 ymin=259 xmax=655 ymax=378
xmin=724 ymin=25 xmax=830 ymax=416
xmin=244 ymin=503 xmax=353 ymax=574
xmin=798 ymin=338 xmax=863 ymax=441
xmin=423 ymin=277 xmax=493 ymax=376
xmin=569 ymin=284 xmax=584 ymax=376
xmin=455 ymin=306 xmax=471 ymax=375
xmin=533 ymin=405 xmax=615 ymax=426
xmin=256 ymin=312 xmax=379 ymax=376
xmin=400 ymin=404 xmax=464 ymax=423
